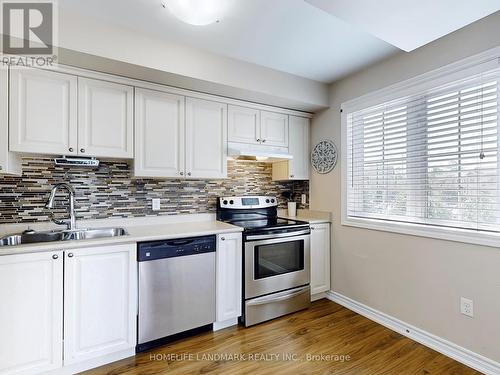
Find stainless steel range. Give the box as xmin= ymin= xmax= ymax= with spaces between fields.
xmin=216 ymin=196 xmax=311 ymax=327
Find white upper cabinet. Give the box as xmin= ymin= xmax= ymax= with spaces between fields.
xmin=288 ymin=116 xmax=310 ymax=180
xmin=310 ymin=223 xmax=331 ymax=296
xmin=78 ymin=78 xmax=134 ymax=158
xmin=9 ymin=68 xmax=78 ymax=156
xmin=272 ymin=115 xmax=310 ymax=181
xmin=0 ymin=251 xmax=63 ymax=375
xmin=216 ymin=233 xmax=243 ymax=324
xmin=185 ymin=97 xmax=228 ymax=179
xmin=228 ymin=105 xmax=260 ymax=144
xmin=0 ymin=66 xmax=21 ymax=175
xmin=260 ymin=110 xmax=289 ymax=147
xmin=134 ymin=88 xmax=185 ymax=178
xmin=64 ymin=244 xmax=136 ymax=365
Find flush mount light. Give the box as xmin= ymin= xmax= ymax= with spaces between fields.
xmin=161 ymin=0 xmax=228 ymax=26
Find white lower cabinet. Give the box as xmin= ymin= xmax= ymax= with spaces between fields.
xmin=215 ymin=233 xmax=242 ymax=328
xmin=64 ymin=244 xmax=137 ymax=366
xmin=310 ymin=223 xmax=331 ymax=296
xmin=0 ymin=244 xmax=136 ymax=375
xmin=0 ymin=251 xmax=64 ymax=375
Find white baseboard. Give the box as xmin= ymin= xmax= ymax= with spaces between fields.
xmin=213 ymin=318 xmax=239 ymax=331
xmin=311 ymin=292 xmax=326 ymax=301
xmin=44 ymin=348 xmax=135 ymax=375
xmin=326 ymin=291 xmax=500 ymax=375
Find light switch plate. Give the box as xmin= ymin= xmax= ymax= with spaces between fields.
xmin=152 ymin=198 xmax=161 ymax=211
xmin=301 ymin=194 xmax=307 ymax=205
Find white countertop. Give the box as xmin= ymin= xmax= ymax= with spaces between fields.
xmin=0 ymin=219 xmax=242 ymax=256
xmin=278 ymin=209 xmax=332 ymax=224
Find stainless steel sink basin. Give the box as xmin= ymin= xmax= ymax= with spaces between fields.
xmin=63 ymin=227 xmax=128 ymax=241
xmin=0 ymin=227 xmax=128 ymax=247
xmin=0 ymin=231 xmax=66 ymax=246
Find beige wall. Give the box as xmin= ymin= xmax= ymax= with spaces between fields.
xmin=311 ymin=11 xmax=500 ymax=362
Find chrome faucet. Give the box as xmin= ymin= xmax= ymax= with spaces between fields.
xmin=46 ymin=183 xmax=77 ymax=230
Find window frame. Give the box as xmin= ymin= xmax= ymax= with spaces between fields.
xmin=341 ymin=47 xmax=500 ymax=248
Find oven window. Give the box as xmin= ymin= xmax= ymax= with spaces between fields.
xmin=254 ymin=240 xmax=304 ymax=279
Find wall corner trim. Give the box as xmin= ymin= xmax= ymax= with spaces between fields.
xmin=326 ymin=291 xmax=500 ymax=375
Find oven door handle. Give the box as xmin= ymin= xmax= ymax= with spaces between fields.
xmin=246 ymin=286 xmax=310 ymax=306
xmin=246 ymin=229 xmax=310 ymax=241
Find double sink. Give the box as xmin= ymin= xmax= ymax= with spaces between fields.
xmin=0 ymin=227 xmax=128 ymax=247
xmin=1 ymin=183 xmax=128 ymax=247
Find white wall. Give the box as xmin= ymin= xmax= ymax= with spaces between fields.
xmin=57 ymin=8 xmax=328 ymax=112
xmin=311 ymin=11 xmax=500 ymax=362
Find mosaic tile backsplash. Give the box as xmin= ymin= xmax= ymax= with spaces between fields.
xmin=0 ymin=157 xmax=309 ymax=224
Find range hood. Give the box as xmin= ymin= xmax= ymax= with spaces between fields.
xmin=228 ymin=143 xmax=293 ymax=162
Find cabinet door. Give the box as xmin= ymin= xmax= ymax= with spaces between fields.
xmin=216 ymin=233 xmax=243 ymax=322
xmin=185 ymin=97 xmax=227 ymax=179
xmin=288 ymin=116 xmax=310 ymax=180
xmin=310 ymin=223 xmax=331 ymax=295
xmin=0 ymin=251 xmax=63 ymax=375
xmin=260 ymin=111 xmax=288 ymax=147
xmin=9 ymin=68 xmax=77 ymax=155
xmin=228 ymin=105 xmax=260 ymax=144
xmin=78 ymin=78 xmax=134 ymax=158
xmin=0 ymin=66 xmax=21 ymax=175
xmin=134 ymin=88 xmax=185 ymax=178
xmin=64 ymin=244 xmax=136 ymax=365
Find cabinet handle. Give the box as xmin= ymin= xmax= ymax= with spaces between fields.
xmin=68 ymin=253 xmax=74 ymax=258
xmin=310 ymin=227 xmax=315 ymax=230
xmin=68 ymin=147 xmax=74 ymax=152
xmin=290 ymin=175 xmax=294 ymax=178
xmin=180 ymin=171 xmax=184 ymax=176
xmin=221 ymin=237 xmax=225 ymax=241
xmin=52 ymin=254 xmax=59 ymax=260
xmin=262 ymin=139 xmax=266 ymax=143
xmin=187 ymin=172 xmax=192 ymax=176
xmin=80 ymin=148 xmax=85 ymax=153
xmin=256 ymin=138 xmax=261 ymax=142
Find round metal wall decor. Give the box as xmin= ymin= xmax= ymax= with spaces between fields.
xmin=311 ymin=140 xmax=338 ymax=174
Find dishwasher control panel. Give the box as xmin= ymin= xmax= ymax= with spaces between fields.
xmin=137 ymin=235 xmax=216 ymax=262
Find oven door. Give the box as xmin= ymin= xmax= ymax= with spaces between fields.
xmin=245 ymin=231 xmax=310 ymax=299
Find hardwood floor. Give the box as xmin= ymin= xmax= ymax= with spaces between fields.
xmin=83 ymin=299 xmax=480 ymax=375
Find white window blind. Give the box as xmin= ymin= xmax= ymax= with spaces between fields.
xmin=347 ymin=67 xmax=500 ymax=233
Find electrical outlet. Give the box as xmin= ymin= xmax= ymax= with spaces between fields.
xmin=460 ymin=297 xmax=474 ymax=318
xmin=152 ymin=199 xmax=161 ymax=211
xmin=301 ymin=194 xmax=307 ymax=205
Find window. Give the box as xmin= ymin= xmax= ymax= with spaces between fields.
xmin=344 ymin=57 xmax=500 ymax=244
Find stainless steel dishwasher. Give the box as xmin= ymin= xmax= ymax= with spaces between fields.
xmin=137 ymin=235 xmax=216 ymax=352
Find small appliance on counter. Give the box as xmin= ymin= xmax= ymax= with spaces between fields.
xmin=217 ymin=196 xmax=311 ymax=327
xmin=136 ymin=235 xmax=216 ymax=352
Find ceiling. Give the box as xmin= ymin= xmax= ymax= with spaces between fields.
xmin=57 ymin=0 xmax=500 ymax=84
xmin=58 ymin=0 xmax=398 ymax=83
xmin=306 ymin=0 xmax=500 ymax=52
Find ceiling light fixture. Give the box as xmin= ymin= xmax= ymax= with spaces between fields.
xmin=161 ymin=0 xmax=228 ymax=26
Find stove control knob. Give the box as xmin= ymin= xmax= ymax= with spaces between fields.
xmin=229 ymin=200 xmax=234 ymax=205
xmin=271 ymin=199 xmax=275 ymax=203
xmin=265 ymin=199 xmax=270 ymax=203
xmin=223 ymin=200 xmax=228 ymax=205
